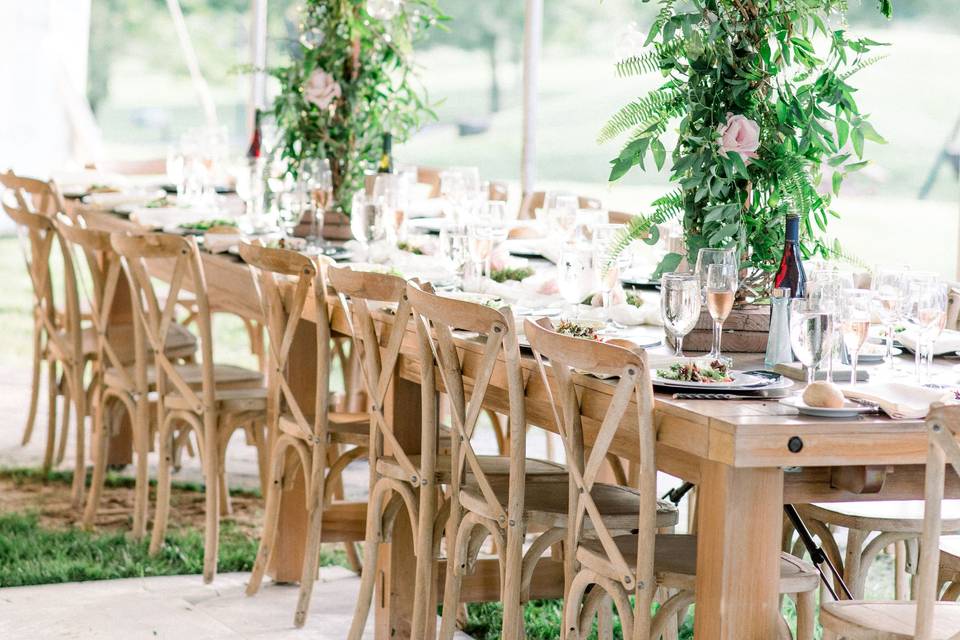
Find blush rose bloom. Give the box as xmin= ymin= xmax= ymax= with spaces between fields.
xmin=717 ymin=113 xmax=760 ymax=163
xmin=304 ymin=69 xmax=341 ymax=111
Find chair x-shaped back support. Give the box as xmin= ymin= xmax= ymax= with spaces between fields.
xmin=525 ymin=317 xmax=658 ymax=638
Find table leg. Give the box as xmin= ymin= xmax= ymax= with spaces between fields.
xmin=694 ymin=461 xmax=784 ymax=639
xmin=375 ymin=375 xmax=424 ymax=639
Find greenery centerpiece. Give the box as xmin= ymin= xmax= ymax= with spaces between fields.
xmin=603 ymin=0 xmax=892 ymax=298
xmin=272 ymin=0 xmax=443 ymax=215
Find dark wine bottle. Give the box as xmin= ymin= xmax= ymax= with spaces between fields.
xmin=377 ymin=133 xmax=393 ymax=174
xmin=773 ymin=213 xmax=806 ymax=297
xmin=246 ymin=108 xmax=263 ymax=160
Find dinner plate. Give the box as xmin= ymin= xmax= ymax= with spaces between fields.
xmin=857 ymin=345 xmax=902 ymax=363
xmin=779 ymin=395 xmax=876 ymax=418
xmin=651 ymin=370 xmax=769 ymax=390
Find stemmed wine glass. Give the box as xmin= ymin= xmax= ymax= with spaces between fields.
xmin=695 ymin=247 xmax=737 ymax=293
xmin=790 ymin=298 xmax=835 ymax=385
xmin=705 ymin=263 xmax=737 ymax=362
xmin=840 ymin=289 xmax=874 ymax=385
xmin=591 ymin=224 xmax=627 ymax=322
xmin=905 ymin=277 xmax=948 ymax=384
xmin=301 ymin=158 xmax=332 ymax=251
xmin=660 ymin=272 xmax=702 ymax=357
xmin=807 ymin=269 xmax=854 ymax=382
xmin=872 ymin=266 xmax=909 ymax=370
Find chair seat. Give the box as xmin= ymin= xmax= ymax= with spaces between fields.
xmin=104 ymin=362 xmax=262 ymax=394
xmin=820 ymin=600 xmax=960 ymax=639
xmin=52 ymin=323 xmax=197 ymax=365
xmin=459 ymin=479 xmax=678 ymax=533
xmin=279 ymin=411 xmax=370 ymax=446
xmin=164 ymin=385 xmax=267 ymax=414
xmin=577 ymin=534 xmax=819 ymax=594
xmin=376 ymin=454 xmax=567 ymax=485
xmin=802 ymin=501 xmax=960 ymax=533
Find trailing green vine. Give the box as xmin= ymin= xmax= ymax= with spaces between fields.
xmin=602 ymin=0 xmax=893 ymax=295
xmin=271 ymin=0 xmax=445 ymax=216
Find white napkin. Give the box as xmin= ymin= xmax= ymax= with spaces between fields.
xmin=203 ymin=231 xmax=242 ymax=254
xmin=842 ymin=382 xmax=955 ymax=419
xmin=404 ymin=197 xmax=445 ymax=219
xmin=82 ymin=189 xmax=167 ymax=211
xmin=899 ymin=329 xmax=960 ymax=356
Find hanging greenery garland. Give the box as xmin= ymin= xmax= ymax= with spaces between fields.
xmin=272 ymin=0 xmax=445 ymax=216
xmin=602 ymin=0 xmax=893 ymax=297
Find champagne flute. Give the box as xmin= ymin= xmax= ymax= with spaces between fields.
xmin=840 ymin=289 xmax=873 ymax=385
xmin=872 ymin=266 xmax=909 ymax=370
xmin=661 ymin=272 xmax=702 ymax=357
xmin=705 ymin=263 xmax=737 ymax=362
xmin=790 ymin=298 xmax=834 ymax=385
xmin=591 ymin=223 xmax=627 ymax=323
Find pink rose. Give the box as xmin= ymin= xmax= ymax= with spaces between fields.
xmin=536 ymin=278 xmax=559 ymax=296
xmin=489 ymin=245 xmax=511 ymax=272
xmin=304 ymin=69 xmax=341 ymax=111
xmin=717 ymin=113 xmax=760 ymax=163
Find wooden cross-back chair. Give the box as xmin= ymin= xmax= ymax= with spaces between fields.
xmin=332 ymin=269 xmax=566 ymax=639
xmin=1 ymin=171 xmax=77 ymax=473
xmin=110 ymin=231 xmax=267 ymax=583
xmin=56 ymin=217 xmax=197 ymax=535
xmin=820 ymin=403 xmax=960 ymax=640
xmin=239 ymin=244 xmax=369 ymax=628
xmin=525 ymin=318 xmax=820 ymax=640
xmin=518 ymin=190 xmax=602 ymax=220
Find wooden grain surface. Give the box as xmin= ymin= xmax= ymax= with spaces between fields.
xmin=84 ymin=209 xmax=956 ymax=640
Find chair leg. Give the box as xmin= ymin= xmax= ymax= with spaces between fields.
xmin=347 ymin=498 xmax=386 ymax=640
xmin=202 ymin=415 xmax=221 ymax=583
xmin=501 ymin=520 xmax=526 ymax=640
xmin=149 ymin=425 xmax=174 ymax=556
xmin=43 ymin=360 xmax=58 ymax=471
xmin=796 ymin=590 xmax=815 ymax=640
xmin=410 ymin=476 xmax=439 ymax=640
xmin=596 ymin=595 xmax=613 ymax=640
xmin=81 ymin=391 xmax=110 ymax=530
xmin=246 ymin=447 xmax=285 ymax=597
xmin=131 ymin=397 xmax=152 ymax=540
xmin=844 ymin=528 xmax=867 ymax=599
xmin=438 ymin=520 xmax=473 ymax=640
xmin=895 ymin=539 xmax=909 ymax=600
xmin=22 ymin=325 xmax=42 ymax=446
xmin=294 ymin=469 xmax=326 ymax=628
xmin=69 ymin=368 xmax=87 ymax=509
xmin=55 ymin=377 xmax=71 ymax=466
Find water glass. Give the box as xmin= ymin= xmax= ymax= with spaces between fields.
xmin=790 ymin=298 xmax=834 ymax=385
xmin=905 ymin=277 xmax=947 ymax=384
xmin=557 ymin=244 xmax=592 ymax=320
xmin=660 ymin=272 xmax=702 ymax=357
xmin=705 ymin=263 xmax=737 ymax=362
xmin=807 ymin=269 xmax=854 ymax=381
xmin=872 ymin=265 xmax=909 ymax=369
xmin=439 ymin=227 xmax=471 ymax=288
xmin=840 ymin=289 xmax=874 ymax=384
xmin=350 ymin=191 xmax=386 ymax=248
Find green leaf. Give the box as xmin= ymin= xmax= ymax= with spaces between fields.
xmin=832 ymin=171 xmax=843 ymax=196
xmin=608 ymin=157 xmax=634 ymax=182
xmin=859 ymin=121 xmax=887 ymax=144
xmin=651 ymin=138 xmax=667 ymax=170
xmin=726 ymin=151 xmax=751 ymax=180
xmin=845 ymin=160 xmax=870 ymax=172
xmin=835 ymin=119 xmax=849 ymax=148
xmin=651 ymin=252 xmax=683 ymax=280
xmin=851 ymin=128 xmax=865 ymax=158
xmin=643 ymin=224 xmax=661 ymax=246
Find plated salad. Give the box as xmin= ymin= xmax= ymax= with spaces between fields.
xmin=656 ymin=360 xmax=732 ymax=383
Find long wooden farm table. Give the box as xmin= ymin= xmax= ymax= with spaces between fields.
xmin=86 ymin=210 xmax=958 ymax=639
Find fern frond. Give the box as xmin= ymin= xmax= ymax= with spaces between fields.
xmin=775 ymin=153 xmax=821 ymax=215
xmin=606 ymin=189 xmax=684 ymax=262
xmin=824 ymin=239 xmax=869 ymax=270
xmin=615 ymin=40 xmax=685 ymax=77
xmin=598 ymin=89 xmax=683 ymax=144
xmin=839 ymin=54 xmax=887 ymax=80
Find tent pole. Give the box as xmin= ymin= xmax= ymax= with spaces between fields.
xmin=521 ymin=0 xmax=543 ymax=198
xmin=250 ymin=0 xmax=268 ymax=127
xmin=164 ymin=0 xmax=218 ymax=128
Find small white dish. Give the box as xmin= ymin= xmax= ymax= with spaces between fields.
xmin=779 ymin=395 xmax=876 ymax=418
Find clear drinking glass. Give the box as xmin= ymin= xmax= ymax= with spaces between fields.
xmin=840 ymin=289 xmax=874 ymax=385
xmin=694 ymin=247 xmax=737 ymax=293
xmin=591 ymin=224 xmax=627 ymax=322
xmin=905 ymin=278 xmax=947 ymax=384
xmin=872 ymin=266 xmax=909 ymax=369
xmin=350 ymin=190 xmax=385 ymax=250
xmin=439 ymin=226 xmax=471 ymax=288
xmin=660 ymin=272 xmax=702 ymax=357
xmin=807 ymin=269 xmax=855 ymax=382
xmin=790 ymin=298 xmax=835 ymax=385
xmin=165 ymin=145 xmax=185 ymax=199
xmin=705 ymin=263 xmax=737 ymax=362
xmin=557 ymin=244 xmax=592 ymax=320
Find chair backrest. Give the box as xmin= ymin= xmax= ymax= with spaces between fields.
xmin=111 ymin=232 xmax=215 ymax=414
xmin=916 ymin=403 xmax=960 ymax=639
xmin=518 ymin=191 xmax=602 ymax=220
xmin=56 ymin=215 xmax=144 ymax=387
xmin=1 ymin=174 xmax=82 ymax=363
xmin=327 ymin=266 xmax=425 ymax=485
xmin=240 ymin=242 xmax=328 ymax=442
xmin=406 ymin=282 xmax=526 ymax=528
xmin=523 ymin=317 xmax=657 ymax=637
